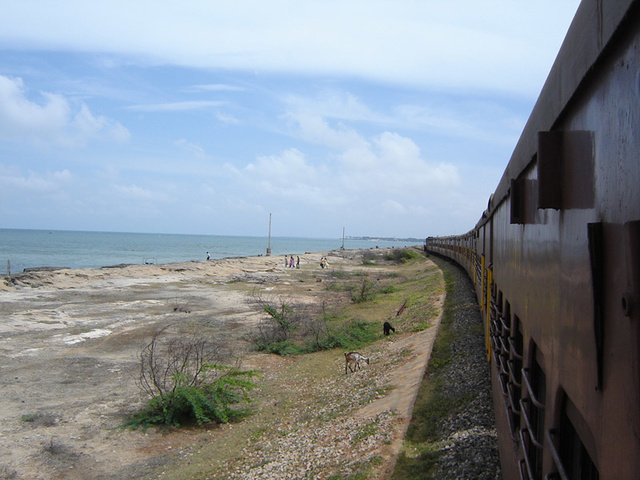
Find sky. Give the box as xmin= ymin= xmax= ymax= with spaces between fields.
xmin=0 ymin=1 xmax=582 ymax=239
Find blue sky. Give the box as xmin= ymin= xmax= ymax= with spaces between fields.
xmin=0 ymin=1 xmax=581 ymax=239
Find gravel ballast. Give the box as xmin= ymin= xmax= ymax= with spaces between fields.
xmin=425 ymin=256 xmax=502 ymax=480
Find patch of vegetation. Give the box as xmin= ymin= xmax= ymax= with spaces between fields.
xmin=352 ymin=420 xmax=379 ymax=443
xmin=385 ymin=248 xmax=422 ymax=264
xmin=361 ymin=250 xmax=381 ymax=265
xmin=351 ymin=279 xmax=377 ymax=303
xmin=380 ymin=285 xmax=399 ymax=294
xmin=125 ymin=328 xmax=259 ymax=429
xmin=322 ymin=319 xmax=378 ymax=351
xmin=329 ymin=269 xmax=352 ymax=280
xmin=391 ymin=257 xmax=470 ymax=479
xmin=253 ymin=289 xmax=379 ymax=354
xmin=125 ymin=367 xmax=259 ymax=429
xmin=256 ymin=338 xmax=306 ymax=356
xmin=21 ymin=413 xmax=57 ymax=426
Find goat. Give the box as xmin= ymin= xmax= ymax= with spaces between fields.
xmin=383 ymin=321 xmax=396 ymax=336
xmin=344 ymin=351 xmax=369 ymax=374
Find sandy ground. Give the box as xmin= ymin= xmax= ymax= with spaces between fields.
xmin=0 ymin=249 xmax=442 ymax=480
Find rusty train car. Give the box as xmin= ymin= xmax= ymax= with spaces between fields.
xmin=425 ymin=1 xmax=640 ymax=479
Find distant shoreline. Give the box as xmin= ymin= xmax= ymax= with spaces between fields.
xmin=346 ymin=236 xmax=423 ymax=243
xmin=3 ymin=245 xmax=421 ymax=276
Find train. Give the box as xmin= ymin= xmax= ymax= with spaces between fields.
xmin=425 ymin=0 xmax=640 ymax=479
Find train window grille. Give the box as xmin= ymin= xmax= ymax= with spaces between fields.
xmin=546 ymin=408 xmax=599 ymax=480
xmin=520 ymin=354 xmax=546 ymax=480
xmin=508 ymin=313 xmax=523 ymax=435
xmin=490 ymin=289 xmax=510 ymax=394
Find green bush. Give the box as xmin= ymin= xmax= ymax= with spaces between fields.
xmin=380 ymin=285 xmax=399 ymax=294
xmin=351 ymin=279 xmax=376 ymax=303
xmin=127 ymin=329 xmax=258 ymax=429
xmin=125 ymin=366 xmax=259 ymax=429
xmin=255 ymin=338 xmax=305 ymax=356
xmin=321 ymin=319 xmax=377 ymax=350
xmin=385 ymin=248 xmax=421 ymax=263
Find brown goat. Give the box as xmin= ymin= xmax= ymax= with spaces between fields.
xmin=344 ymin=351 xmax=369 ymax=374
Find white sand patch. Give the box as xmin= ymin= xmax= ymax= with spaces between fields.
xmin=59 ymin=328 xmax=113 ymax=345
xmin=0 ymin=309 xmax=76 ymax=334
xmin=8 ymin=347 xmax=43 ymax=358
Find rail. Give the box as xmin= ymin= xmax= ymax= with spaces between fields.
xmin=520 ymin=399 xmax=544 ymax=450
xmin=522 ymin=368 xmax=545 ymax=409
xmin=545 ymin=428 xmax=570 ymax=480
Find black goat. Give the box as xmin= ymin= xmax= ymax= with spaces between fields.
xmin=383 ymin=321 xmax=396 ymax=336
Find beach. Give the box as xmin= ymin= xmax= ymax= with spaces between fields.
xmin=0 ymin=248 xmax=443 ymax=479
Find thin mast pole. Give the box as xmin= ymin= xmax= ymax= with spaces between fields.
xmin=266 ymin=213 xmax=272 ymax=256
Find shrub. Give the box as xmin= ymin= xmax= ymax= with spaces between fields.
xmin=321 ymin=319 xmax=377 ymax=350
xmin=380 ymin=285 xmax=399 ymax=294
xmin=385 ymin=248 xmax=421 ymax=263
xmin=254 ymin=338 xmax=305 ymax=356
xmin=126 ymin=328 xmax=258 ymax=429
xmin=351 ymin=279 xmax=376 ymax=303
xmin=126 ymin=366 xmax=259 ymax=428
xmin=253 ymin=295 xmax=307 ymax=355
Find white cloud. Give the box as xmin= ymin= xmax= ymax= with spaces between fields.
xmin=0 ymin=1 xmax=580 ymax=96
xmin=174 ymin=138 xmax=207 ymax=158
xmin=189 ymin=84 xmax=245 ymax=92
xmin=72 ymin=104 xmax=130 ymax=143
xmin=126 ymin=100 xmax=226 ymax=112
xmin=338 ymin=131 xmax=460 ymax=194
xmin=110 ymin=183 xmax=171 ymax=203
xmin=285 ymin=112 xmax=368 ymax=151
xmin=244 ymin=149 xmax=319 ymax=190
xmin=0 ymin=75 xmax=129 ymax=148
xmin=282 ymin=106 xmax=460 ymax=195
xmin=284 ymin=91 xmax=380 ymax=123
xmin=215 ymin=112 xmax=240 ymax=125
xmin=0 ymin=164 xmax=72 ymax=193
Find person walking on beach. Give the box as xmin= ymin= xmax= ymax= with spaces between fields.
xmin=296 ymin=256 xmax=300 ymax=269
xmin=206 ymin=252 xmax=210 ymax=260
xmin=289 ymin=255 xmax=295 ymax=268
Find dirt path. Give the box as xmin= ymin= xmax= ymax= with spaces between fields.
xmin=0 ymin=249 xmax=443 ymax=480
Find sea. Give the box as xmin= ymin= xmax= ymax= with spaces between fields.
xmin=0 ymin=229 xmax=421 ymax=274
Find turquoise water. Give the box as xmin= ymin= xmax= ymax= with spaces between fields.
xmin=0 ymin=229 xmax=420 ymax=273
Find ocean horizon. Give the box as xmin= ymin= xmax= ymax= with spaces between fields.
xmin=0 ymin=228 xmax=421 ymax=274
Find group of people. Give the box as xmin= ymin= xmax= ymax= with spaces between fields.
xmin=320 ymin=257 xmax=329 ymax=269
xmin=286 ymin=255 xmax=300 ymax=269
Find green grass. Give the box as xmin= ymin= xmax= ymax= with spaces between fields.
xmin=391 ymin=256 xmax=470 ymax=479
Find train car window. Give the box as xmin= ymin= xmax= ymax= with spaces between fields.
xmin=559 ymin=409 xmax=599 ymax=480
xmin=505 ymin=314 xmax=522 ymax=433
xmin=531 ymin=357 xmax=546 ymax=479
xmin=521 ymin=346 xmax=546 ymax=480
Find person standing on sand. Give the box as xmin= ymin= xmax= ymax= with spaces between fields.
xmin=296 ymin=256 xmax=300 ymax=269
xmin=284 ymin=256 xmax=288 ymax=267
xmin=206 ymin=252 xmax=210 ymax=260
